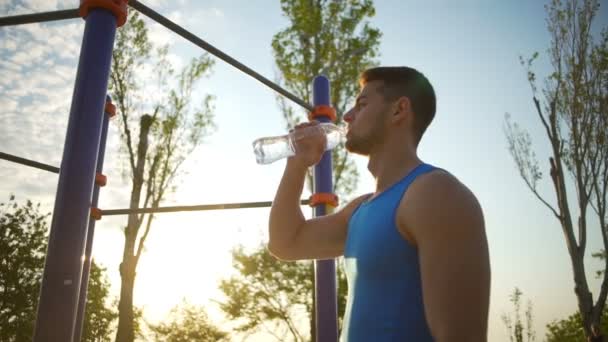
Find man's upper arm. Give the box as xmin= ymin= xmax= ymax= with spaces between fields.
xmin=272 ymin=194 xmax=370 ymax=261
xmin=400 ymin=172 xmax=491 ymax=341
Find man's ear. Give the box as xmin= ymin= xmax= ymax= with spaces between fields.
xmin=391 ymin=96 xmax=412 ymax=124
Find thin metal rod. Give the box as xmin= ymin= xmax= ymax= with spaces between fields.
xmin=101 ymin=200 xmax=311 ymax=216
xmin=0 ymin=151 xmax=60 ymax=173
xmin=0 ymin=9 xmax=79 ymax=27
xmin=129 ymin=0 xmax=313 ymax=112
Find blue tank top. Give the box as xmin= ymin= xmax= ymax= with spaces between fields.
xmin=342 ymin=163 xmax=436 ymax=342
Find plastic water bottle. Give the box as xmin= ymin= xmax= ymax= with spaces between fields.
xmin=252 ymin=123 xmax=345 ymax=164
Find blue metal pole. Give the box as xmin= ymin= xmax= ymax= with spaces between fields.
xmin=72 ymin=95 xmax=112 ymax=342
xmin=33 ymin=10 xmax=118 ymax=342
xmin=312 ymin=75 xmax=338 ymax=342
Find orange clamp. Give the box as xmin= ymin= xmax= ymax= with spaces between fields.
xmin=309 ymin=105 xmax=337 ymax=123
xmin=105 ymin=100 xmax=116 ymax=118
xmin=90 ymin=207 xmax=102 ymax=220
xmin=80 ymin=0 xmax=129 ymax=27
xmin=309 ymin=193 xmax=339 ymax=208
xmin=95 ymin=173 xmax=107 ymax=187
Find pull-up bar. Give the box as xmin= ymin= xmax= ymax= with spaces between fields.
xmin=128 ymin=0 xmax=313 ymax=112
xmin=0 ymin=2 xmax=312 ymax=112
xmin=0 ymin=151 xmax=60 ymax=173
xmin=100 ymin=199 xmax=311 ymax=216
xmin=0 ymin=150 xmax=308 ymax=214
xmin=0 ymin=9 xmax=80 ymax=26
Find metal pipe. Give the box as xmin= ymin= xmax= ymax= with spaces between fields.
xmin=0 ymin=151 xmax=59 ymax=173
xmin=73 ymin=95 xmax=112 ymax=342
xmin=101 ymin=200 xmax=312 ymax=216
xmin=33 ymin=9 xmax=118 ymax=342
xmin=312 ymin=75 xmax=338 ymax=342
xmin=129 ymin=0 xmax=313 ymax=112
xmin=0 ymin=9 xmax=80 ymax=27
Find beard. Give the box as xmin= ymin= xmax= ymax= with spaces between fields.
xmin=345 ymin=118 xmax=386 ymax=156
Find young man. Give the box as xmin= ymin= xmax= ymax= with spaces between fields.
xmin=268 ymin=66 xmax=491 ymax=341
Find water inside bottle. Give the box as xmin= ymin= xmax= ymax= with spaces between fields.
xmin=321 ymin=123 xmax=346 ymax=150
xmin=252 ymin=135 xmax=295 ymax=164
xmin=252 ymin=123 xmax=346 ymax=165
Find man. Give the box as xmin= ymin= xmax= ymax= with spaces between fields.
xmin=268 ymin=66 xmax=491 ymax=341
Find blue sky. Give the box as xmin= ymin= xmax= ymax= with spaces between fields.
xmin=1 ymin=0 xmax=607 ymax=340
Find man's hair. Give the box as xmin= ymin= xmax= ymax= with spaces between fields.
xmin=359 ymin=66 xmax=436 ymax=144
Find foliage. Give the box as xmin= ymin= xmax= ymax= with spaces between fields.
xmin=219 ymin=245 xmax=347 ymax=341
xmin=149 ymin=300 xmax=228 ymax=342
xmin=546 ymin=308 xmax=608 ymax=341
xmin=0 ymin=196 xmax=116 ymax=342
xmin=272 ymin=0 xmax=382 ymax=199
xmin=501 ymin=287 xmax=536 ymax=342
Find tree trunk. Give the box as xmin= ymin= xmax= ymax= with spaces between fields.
xmin=115 ymin=257 xmax=137 ymax=342
xmin=115 ymin=115 xmax=153 ymax=342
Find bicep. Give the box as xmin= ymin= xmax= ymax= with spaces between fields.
xmin=277 ymin=194 xmax=369 ymax=261
xmin=405 ymin=175 xmax=491 ymax=340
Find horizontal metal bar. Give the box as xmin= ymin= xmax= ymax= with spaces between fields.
xmin=0 ymin=9 xmax=80 ymax=27
xmin=101 ymin=199 xmax=311 ymax=215
xmin=129 ymin=0 xmax=313 ymax=112
xmin=0 ymin=151 xmax=60 ymax=173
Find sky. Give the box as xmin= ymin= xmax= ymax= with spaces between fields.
xmin=1 ymin=0 xmax=607 ymax=341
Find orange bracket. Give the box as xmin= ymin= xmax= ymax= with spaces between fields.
xmin=95 ymin=173 xmax=107 ymax=187
xmin=309 ymin=193 xmax=339 ymax=208
xmin=80 ymin=0 xmax=129 ymax=27
xmin=90 ymin=207 xmax=102 ymax=220
xmin=104 ymin=100 xmax=116 ymax=118
xmin=309 ymin=105 xmax=337 ymax=123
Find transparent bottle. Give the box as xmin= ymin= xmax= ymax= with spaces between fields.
xmin=252 ymin=123 xmax=345 ymax=165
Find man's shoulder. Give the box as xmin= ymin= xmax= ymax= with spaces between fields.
xmin=337 ymin=193 xmax=373 ymax=218
xmin=397 ymin=167 xmax=483 ymax=243
xmin=407 ymin=167 xmax=477 ymax=205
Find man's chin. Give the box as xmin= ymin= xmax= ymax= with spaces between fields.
xmin=345 ymin=141 xmax=370 ymax=156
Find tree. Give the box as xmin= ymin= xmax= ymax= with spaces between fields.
xmin=593 ymin=250 xmax=606 ymax=278
xmin=245 ymin=1 xmax=381 ymax=339
xmin=148 ymin=300 xmax=228 ymax=341
xmin=272 ymin=0 xmax=381 ymax=199
xmin=504 ymin=0 xmax=608 ymax=339
xmin=546 ymin=308 xmax=608 ymax=341
xmin=110 ymin=11 xmax=216 ymax=342
xmin=219 ymin=245 xmax=348 ymax=341
xmin=0 ymin=196 xmax=117 ymax=342
xmin=501 ymin=287 xmax=536 ymax=342
xmin=82 ymin=262 xmax=119 ymax=342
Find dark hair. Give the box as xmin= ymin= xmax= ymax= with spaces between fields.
xmin=359 ymin=66 xmax=436 ymax=144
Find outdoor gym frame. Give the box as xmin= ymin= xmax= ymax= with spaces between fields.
xmin=0 ymin=1 xmax=340 ymax=341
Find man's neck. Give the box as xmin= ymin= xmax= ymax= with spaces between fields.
xmin=368 ymin=144 xmax=421 ymax=194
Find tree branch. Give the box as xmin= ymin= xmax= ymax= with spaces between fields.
xmin=112 ymin=72 xmax=137 ymax=174
xmin=134 ymin=212 xmax=154 ymax=265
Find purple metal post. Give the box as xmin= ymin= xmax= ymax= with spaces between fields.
xmin=312 ymin=75 xmax=338 ymax=342
xmin=72 ymin=95 xmax=112 ymax=342
xmin=33 ymin=10 xmax=118 ymax=342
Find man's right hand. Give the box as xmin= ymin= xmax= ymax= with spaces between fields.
xmin=288 ymin=122 xmax=327 ymax=169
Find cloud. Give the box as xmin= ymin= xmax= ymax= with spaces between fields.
xmin=148 ymin=21 xmax=174 ymax=47
xmin=211 ymin=7 xmax=224 ymax=18
xmin=0 ymin=2 xmax=83 ymax=201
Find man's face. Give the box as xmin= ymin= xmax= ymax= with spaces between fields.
xmin=343 ymin=81 xmax=392 ymax=155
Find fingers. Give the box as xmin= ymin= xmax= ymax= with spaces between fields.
xmin=294 ymin=121 xmax=320 ymax=130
